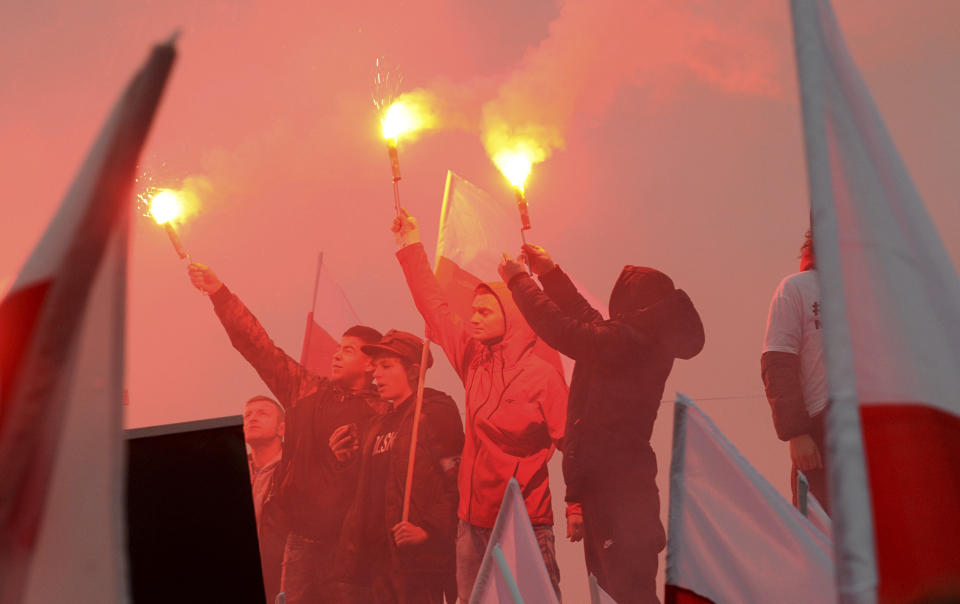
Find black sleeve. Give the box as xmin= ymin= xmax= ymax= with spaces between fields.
xmin=508 ymin=273 xmax=648 ymax=362
xmin=419 ymin=402 xmax=464 ymax=544
xmin=209 ymin=284 xmax=317 ymax=408
xmin=760 ymin=351 xmax=813 ymax=441
xmin=538 ymin=265 xmax=604 ymax=324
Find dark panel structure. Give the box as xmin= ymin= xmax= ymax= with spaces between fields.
xmin=126 ymin=416 xmax=265 ymax=604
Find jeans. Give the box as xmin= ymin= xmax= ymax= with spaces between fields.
xmin=456 ymin=519 xmax=560 ymax=602
xmin=279 ymin=533 xmax=336 ymax=604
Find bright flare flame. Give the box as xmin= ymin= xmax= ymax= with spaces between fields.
xmin=381 ymin=97 xmax=433 ymax=141
xmin=493 ymin=149 xmax=535 ymax=192
xmin=149 ymin=189 xmax=182 ymax=224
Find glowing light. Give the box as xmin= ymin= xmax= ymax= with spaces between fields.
xmin=149 ymin=189 xmax=182 ymax=224
xmin=381 ymin=100 xmax=426 ymax=141
xmin=493 ymin=149 xmax=535 ymax=192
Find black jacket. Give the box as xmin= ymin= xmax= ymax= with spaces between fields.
xmin=336 ymin=387 xmax=464 ymax=582
xmin=508 ymin=266 xmax=704 ymax=502
xmin=210 ymin=285 xmax=383 ymax=539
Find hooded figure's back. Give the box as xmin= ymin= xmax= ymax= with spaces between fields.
xmin=506 ymin=264 xmax=705 ymax=501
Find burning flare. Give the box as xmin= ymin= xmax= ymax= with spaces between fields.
xmin=493 ymin=149 xmax=534 ymax=192
xmin=148 ymin=189 xmax=182 ymax=224
xmin=380 ymin=93 xmax=436 ymax=143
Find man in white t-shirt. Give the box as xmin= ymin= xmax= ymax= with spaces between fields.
xmin=761 ymin=232 xmax=830 ymax=514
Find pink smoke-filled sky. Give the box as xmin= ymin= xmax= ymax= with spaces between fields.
xmin=2 ymin=0 xmax=958 ymax=599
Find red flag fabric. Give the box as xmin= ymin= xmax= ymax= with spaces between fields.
xmin=469 ymin=478 xmax=560 ymax=604
xmin=665 ymin=394 xmax=834 ymax=604
xmin=0 ymin=40 xmax=175 ymax=604
xmin=299 ymin=252 xmax=360 ymax=376
xmin=792 ymin=0 xmax=960 ymax=601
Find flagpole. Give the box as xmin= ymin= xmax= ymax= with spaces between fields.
xmin=492 ymin=545 xmax=526 ymax=604
xmin=297 ymin=252 xmax=324 ymax=400
xmin=401 ymin=328 xmax=431 ymax=522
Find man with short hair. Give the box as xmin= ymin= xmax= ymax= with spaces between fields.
xmin=332 ymin=330 xmax=464 ymax=603
xmin=242 ymin=395 xmax=286 ymax=604
xmin=499 ymin=243 xmax=705 ymax=604
xmin=188 ymin=263 xmax=385 ymax=604
xmin=390 ymin=210 xmax=575 ymax=602
xmin=761 ymin=231 xmax=830 ymax=513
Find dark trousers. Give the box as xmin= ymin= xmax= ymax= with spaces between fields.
xmin=280 ymin=533 xmax=337 ymax=604
xmin=790 ymin=411 xmax=830 ymax=515
xmin=582 ymin=483 xmax=664 ymax=604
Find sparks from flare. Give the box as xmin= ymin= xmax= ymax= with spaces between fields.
xmin=148 ymin=189 xmax=182 ymax=224
xmin=139 ymin=186 xmax=190 ymax=260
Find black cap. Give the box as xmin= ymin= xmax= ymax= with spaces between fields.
xmin=361 ymin=329 xmax=434 ymax=369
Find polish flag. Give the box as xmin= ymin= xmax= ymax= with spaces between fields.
xmin=299 ymin=252 xmax=360 ymax=376
xmin=792 ymin=0 xmax=960 ymax=601
xmin=436 ymin=171 xmax=605 ymax=379
xmin=469 ymin=478 xmax=559 ymax=604
xmin=665 ymin=394 xmax=834 ymax=604
xmin=0 ymin=40 xmax=175 ymax=604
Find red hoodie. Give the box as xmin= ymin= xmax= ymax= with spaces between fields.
xmin=397 ymin=243 xmax=573 ymax=528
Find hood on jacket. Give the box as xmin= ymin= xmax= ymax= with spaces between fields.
xmin=609 ymin=266 xmax=705 ymax=360
xmin=474 ymin=281 xmax=538 ymax=367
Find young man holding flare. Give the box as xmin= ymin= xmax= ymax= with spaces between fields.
xmin=391 ymin=210 xmax=577 ymax=602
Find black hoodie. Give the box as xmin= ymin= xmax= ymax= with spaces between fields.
xmin=508 ymin=265 xmax=705 ymax=501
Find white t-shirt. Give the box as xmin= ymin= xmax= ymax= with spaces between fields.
xmin=762 ymin=270 xmax=828 ymax=417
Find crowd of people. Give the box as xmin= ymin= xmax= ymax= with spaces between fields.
xmin=189 ymin=211 xmax=825 ymax=603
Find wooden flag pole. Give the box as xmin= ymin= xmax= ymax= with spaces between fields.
xmin=401 ymin=329 xmax=431 ymax=522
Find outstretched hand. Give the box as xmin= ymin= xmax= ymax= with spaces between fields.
xmin=522 ymin=243 xmax=556 ymax=277
xmin=498 ymin=253 xmax=527 ymax=284
xmin=187 ymin=262 xmax=223 ymax=295
xmin=391 ymin=207 xmax=421 ymax=249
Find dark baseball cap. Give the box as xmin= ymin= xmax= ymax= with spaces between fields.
xmin=362 ymin=329 xmax=434 ymax=369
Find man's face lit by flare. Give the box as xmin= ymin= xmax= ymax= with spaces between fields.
xmin=471 ymin=293 xmax=506 ymax=342
xmin=331 ymin=335 xmax=373 ymax=383
xmin=242 ymin=399 xmax=284 ymax=446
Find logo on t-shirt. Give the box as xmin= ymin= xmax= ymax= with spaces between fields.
xmin=812 ymin=301 xmax=822 ymax=329
xmin=373 ymin=431 xmax=397 ymax=455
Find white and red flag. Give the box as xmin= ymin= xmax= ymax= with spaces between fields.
xmin=792 ymin=0 xmax=960 ymax=601
xmin=469 ymin=478 xmax=560 ymax=604
xmin=436 ymin=171 xmax=606 ymax=379
xmin=665 ymin=394 xmax=834 ymax=604
xmin=0 ymin=40 xmax=175 ymax=604
xmin=299 ymin=252 xmax=361 ymax=376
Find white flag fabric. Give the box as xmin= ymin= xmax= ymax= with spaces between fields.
xmin=469 ymin=478 xmax=559 ymax=604
xmin=299 ymin=252 xmax=361 ymax=376
xmin=791 ymin=1 xmax=960 ymax=602
xmin=0 ymin=41 xmax=175 ymax=604
xmin=589 ymin=574 xmax=618 ymax=604
xmin=436 ymin=170 xmax=607 ymax=380
xmin=665 ymin=394 xmax=834 ymax=604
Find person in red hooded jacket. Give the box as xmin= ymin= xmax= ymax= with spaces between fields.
xmin=500 ymin=244 xmax=705 ymax=604
xmin=391 ymin=209 xmax=578 ymax=602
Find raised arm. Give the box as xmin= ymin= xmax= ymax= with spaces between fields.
xmin=500 ymin=256 xmax=642 ymax=363
xmin=188 ymin=262 xmax=317 ymax=408
xmin=524 ymin=243 xmax=603 ymax=324
xmin=392 ymin=209 xmax=473 ymax=379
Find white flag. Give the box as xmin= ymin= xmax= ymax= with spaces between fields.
xmin=665 ymin=394 xmax=834 ymax=604
xmin=0 ymin=40 xmax=176 ymax=604
xmin=791 ymin=0 xmax=960 ymax=601
xmin=470 ymin=478 xmax=559 ymax=604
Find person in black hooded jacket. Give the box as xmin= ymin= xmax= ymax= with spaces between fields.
xmin=498 ymin=243 xmax=705 ymax=604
